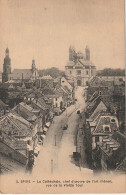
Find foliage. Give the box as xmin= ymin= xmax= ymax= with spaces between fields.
xmin=38 ymin=67 xmax=65 ymax=78
xmin=97 ymin=68 xmax=125 ymax=76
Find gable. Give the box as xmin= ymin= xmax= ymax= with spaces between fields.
xmin=90 ymin=101 xmax=107 ymax=120
xmin=93 ymin=116 xmax=118 ymax=135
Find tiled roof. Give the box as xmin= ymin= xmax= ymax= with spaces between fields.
xmin=62 ymin=86 xmax=72 ymax=94
xmin=42 ymin=88 xmax=55 ymax=95
xmin=14 ymin=102 xmax=38 ymax=121
xmin=32 ymin=97 xmax=50 ymax=112
xmin=11 ymin=69 xmax=32 ymax=80
xmin=90 ymin=110 xmax=109 ymax=122
xmin=115 ymin=158 xmax=126 ymax=173
xmin=0 ymin=134 xmax=27 ymax=152
xmin=88 ymin=96 xmax=107 ymax=116
xmin=0 ymin=113 xmax=33 ymax=137
xmin=99 ymin=137 xmax=120 ymax=156
xmin=93 ymin=115 xmax=119 ymax=134
xmin=89 ymin=76 xmax=107 ymax=87
xmin=37 ymin=97 xmax=50 ymax=109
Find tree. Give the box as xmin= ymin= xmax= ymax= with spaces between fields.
xmin=97 ymin=68 xmax=125 ymax=76
xmin=38 ymin=67 xmax=65 ymax=78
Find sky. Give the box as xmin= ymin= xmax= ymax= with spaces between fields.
xmin=0 ymin=0 xmax=125 ymax=71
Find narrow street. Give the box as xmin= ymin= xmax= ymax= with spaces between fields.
xmin=32 ymin=87 xmax=93 ymax=178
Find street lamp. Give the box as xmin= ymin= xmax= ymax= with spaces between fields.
xmin=55 ymin=135 xmax=56 ymax=146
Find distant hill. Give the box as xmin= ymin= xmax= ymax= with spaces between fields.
xmin=38 ymin=67 xmax=65 ymax=78
xmin=97 ymin=68 xmax=125 ymax=76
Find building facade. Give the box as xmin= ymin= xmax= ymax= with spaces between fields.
xmin=65 ymin=46 xmax=96 ymax=86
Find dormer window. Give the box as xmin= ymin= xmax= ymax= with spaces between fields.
xmin=105 ymin=127 xmax=110 ymax=132
xmin=99 ymin=91 xmax=101 ymax=95
xmin=111 ymin=119 xmax=115 ymax=123
xmin=103 ymin=124 xmax=111 ymax=133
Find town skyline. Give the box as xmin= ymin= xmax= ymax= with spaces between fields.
xmin=0 ymin=0 xmax=125 ymax=71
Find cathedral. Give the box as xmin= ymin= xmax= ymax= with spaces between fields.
xmin=2 ymin=48 xmax=39 ymax=83
xmin=65 ymin=46 xmax=96 ymax=86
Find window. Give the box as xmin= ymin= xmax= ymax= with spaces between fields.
xmin=56 ymin=98 xmax=57 ymax=101
xmin=62 ymin=81 xmax=65 ymax=83
xmin=86 ymin=71 xmax=88 ymax=75
xmin=8 ymin=131 xmax=12 ymax=136
xmin=111 ymin=119 xmax=115 ymax=123
xmin=56 ymin=103 xmax=58 ymax=107
xmin=105 ymin=126 xmax=110 ymax=132
xmin=95 ymin=136 xmax=99 ymax=142
xmin=77 ymin=70 xmax=81 ymax=75
xmin=70 ymin=71 xmax=72 ymax=74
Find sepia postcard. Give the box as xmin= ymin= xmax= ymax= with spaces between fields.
xmin=0 ymin=0 xmax=125 ymax=193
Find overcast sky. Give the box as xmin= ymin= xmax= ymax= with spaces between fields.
xmin=0 ymin=0 xmax=125 ymax=71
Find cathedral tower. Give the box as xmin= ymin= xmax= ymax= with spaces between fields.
xmin=69 ymin=46 xmax=77 ymax=62
xmin=2 ymin=48 xmax=11 ymax=83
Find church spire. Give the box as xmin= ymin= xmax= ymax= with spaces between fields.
xmin=2 ymin=48 xmax=11 ymax=83
xmin=31 ymin=59 xmax=36 ymax=71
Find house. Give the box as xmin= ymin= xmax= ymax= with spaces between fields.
xmin=42 ymin=87 xmax=63 ymax=115
xmin=90 ymin=129 xmax=126 ymax=172
xmin=0 ymin=112 xmax=38 ymax=150
xmin=85 ymin=113 xmax=119 ymax=168
xmin=60 ymin=76 xmax=73 ymax=92
xmin=45 ymin=93 xmax=63 ymax=115
xmin=86 ymin=95 xmax=108 ymax=119
xmin=36 ymin=75 xmax=54 ymax=89
xmin=0 ymin=134 xmax=28 ymax=165
xmin=31 ymin=97 xmax=53 ymax=124
xmin=98 ymin=137 xmax=120 ymax=171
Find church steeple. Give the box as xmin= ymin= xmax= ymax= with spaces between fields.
xmin=5 ymin=47 xmax=9 ymax=55
xmin=31 ymin=59 xmax=36 ymax=72
xmin=2 ymin=48 xmax=11 ymax=83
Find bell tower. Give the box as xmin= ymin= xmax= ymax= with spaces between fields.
xmin=2 ymin=48 xmax=11 ymax=83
